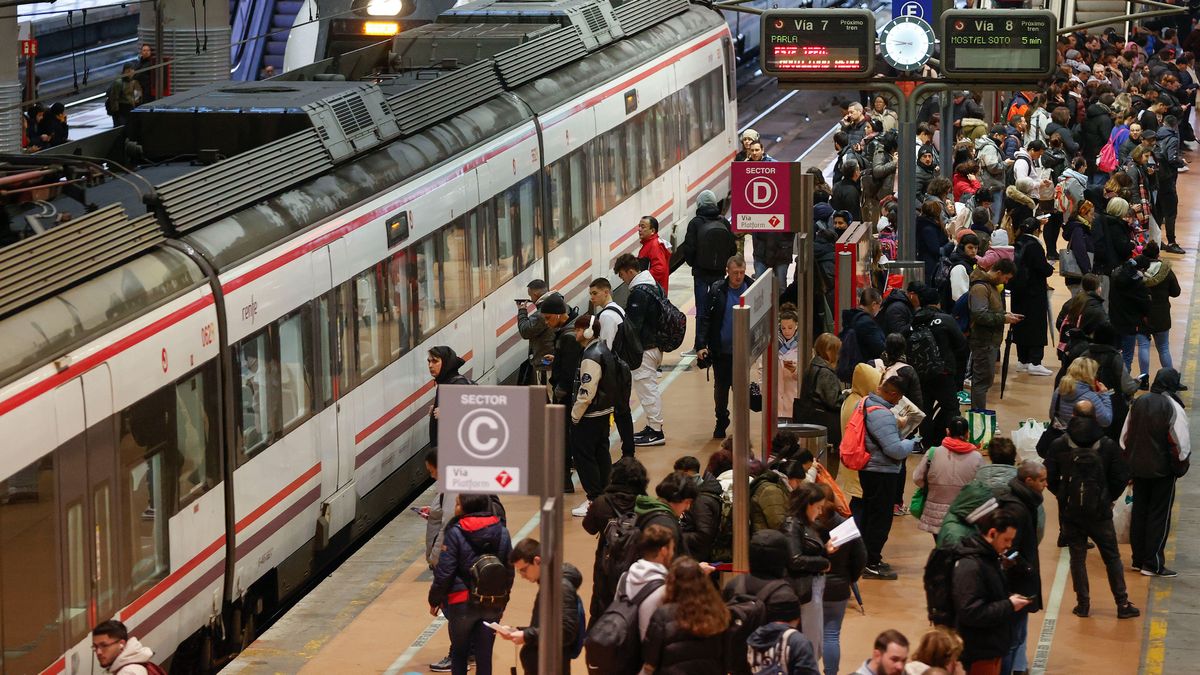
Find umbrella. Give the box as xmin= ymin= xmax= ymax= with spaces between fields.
xmin=1000 ymin=327 xmax=1014 ymax=399
xmin=851 ymin=581 xmax=865 ymax=615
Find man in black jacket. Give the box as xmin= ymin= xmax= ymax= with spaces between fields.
xmin=1109 ymin=241 xmax=1151 ymax=372
xmin=912 ymin=287 xmax=970 ymax=449
xmin=1047 ymin=409 xmax=1139 ymax=618
xmin=877 ymin=282 xmax=920 ymax=337
xmin=696 ymin=256 xmax=752 ymax=438
xmin=1122 ymin=368 xmax=1191 ymax=577
xmin=679 ymin=190 xmax=737 ymax=317
xmin=569 ymin=314 xmax=627 ymax=515
xmin=673 ymin=456 xmax=723 ymax=562
xmin=614 ymin=253 xmax=666 ymax=447
xmin=996 ymin=461 xmax=1047 ymax=673
xmin=1154 ymin=116 xmax=1187 ymax=253
xmin=952 ymin=508 xmax=1031 ymax=673
xmin=722 ymin=530 xmax=809 ymax=675
xmin=499 ymin=538 xmax=583 ymax=674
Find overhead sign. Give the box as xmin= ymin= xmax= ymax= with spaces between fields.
xmin=893 ymin=0 xmax=931 ymax=22
xmin=941 ymin=10 xmax=1057 ymax=81
xmin=437 ymin=385 xmax=546 ymax=496
xmin=760 ymin=9 xmax=875 ymax=80
xmin=730 ymin=161 xmax=803 ymax=235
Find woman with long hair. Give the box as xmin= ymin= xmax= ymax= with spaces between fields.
xmin=1061 ymin=200 xmax=1096 ymax=295
xmin=794 ymin=332 xmax=843 ymax=453
xmin=1050 ymin=357 xmax=1113 ymax=429
xmin=784 ymin=483 xmax=837 ymax=664
xmin=906 ymin=628 xmax=966 ymax=675
xmin=815 ymin=483 xmax=865 ymax=675
xmin=1010 ymin=217 xmax=1056 ymax=376
xmin=642 ymin=557 xmax=729 ymax=674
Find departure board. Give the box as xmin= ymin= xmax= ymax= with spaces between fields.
xmin=941 ymin=10 xmax=1057 ymax=80
xmin=761 ymin=9 xmax=875 ymax=80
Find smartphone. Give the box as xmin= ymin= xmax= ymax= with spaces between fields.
xmin=540 ymin=356 xmax=553 ymax=366
xmin=1022 ymin=594 xmax=1039 ymax=602
xmin=1006 ymin=550 xmax=1019 ymax=560
xmin=410 ymin=506 xmax=429 ymax=520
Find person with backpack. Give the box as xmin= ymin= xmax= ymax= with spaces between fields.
xmin=1121 ymin=368 xmax=1190 ymax=578
xmin=838 ymin=363 xmax=881 ymax=519
xmin=642 ymin=557 xmax=730 ymax=675
xmin=910 ymin=287 xmax=969 ymax=449
xmin=950 ymin=508 xmax=1031 ymax=674
xmin=784 ymin=483 xmax=838 ymax=660
xmin=1046 ymin=411 xmax=1140 ymax=618
xmin=429 ymin=493 xmax=514 ymax=675
xmin=697 ymin=256 xmax=752 ymax=438
xmin=679 ymin=190 xmax=737 ymax=320
xmin=745 ymin=601 xmax=821 ymax=675
xmin=1153 ymin=115 xmax=1187 ymax=254
xmin=91 ymin=620 xmax=160 ymax=675
xmin=878 ymin=282 xmax=920 ymax=337
xmin=750 ymin=459 xmax=790 ymax=534
xmin=636 ymin=472 xmax=698 ymax=557
xmin=497 ymin=538 xmax=584 ymax=674
xmin=838 ymin=288 xmax=887 ymax=382
xmin=589 ymin=277 xmax=637 ymax=457
xmin=1010 ymin=217 xmax=1056 ymax=376
xmin=914 ymin=417 xmax=985 ymax=538
xmin=569 ymin=314 xmax=629 ymax=516
xmin=917 ymin=201 xmax=950 ymax=285
xmin=723 ymin=530 xmax=813 ymax=675
xmin=854 ymin=377 xmax=915 ymax=580
xmin=967 ymin=259 xmax=1021 ymax=411
xmin=613 ymin=254 xmax=672 ymax=447
xmin=1083 ymin=92 xmax=1118 ymax=177
xmin=428 ymin=345 xmax=473 ymax=447
xmin=585 ymin=524 xmax=674 ymax=675
xmin=105 ymin=64 xmax=143 ymax=127
xmin=582 ymin=456 xmax=649 ymax=619
xmin=1002 ymin=178 xmax=1038 ymax=232
xmin=1078 ymin=322 xmax=1139 ymax=436
xmin=995 ymin=461 xmax=1048 ymax=673
xmin=674 ymin=456 xmax=724 ymax=563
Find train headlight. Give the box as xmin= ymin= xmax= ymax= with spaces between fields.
xmin=366 ymin=0 xmax=403 ymax=15
xmin=363 ymin=20 xmax=400 ymax=35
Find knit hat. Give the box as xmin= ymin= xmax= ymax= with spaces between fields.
xmin=764 ymin=591 xmax=803 ymax=623
xmin=539 ymin=292 xmax=568 ymax=315
xmin=698 ymin=189 xmax=718 ymax=208
xmin=990 ymin=228 xmax=1010 ymax=246
xmin=1065 ymin=49 xmax=1082 ymax=60
xmin=742 ymin=128 xmax=760 ymax=141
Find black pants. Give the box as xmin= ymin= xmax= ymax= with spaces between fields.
xmin=893 ymin=461 xmax=907 ymax=507
xmin=1157 ymin=187 xmax=1179 ymax=244
xmin=614 ymin=408 xmax=635 ymax=457
xmin=859 ymin=470 xmax=898 ymax=566
xmin=1061 ymin=516 xmax=1128 ymax=606
xmin=713 ymin=354 xmax=734 ymax=432
xmin=1131 ymin=475 xmax=1177 ymax=572
xmin=1016 ymin=343 xmax=1045 ymax=366
xmin=919 ymin=376 xmax=959 ymax=449
xmin=1043 ymin=206 xmax=1062 ymax=257
xmin=571 ymin=415 xmax=612 ymax=500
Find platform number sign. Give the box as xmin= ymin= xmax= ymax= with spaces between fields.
xmin=941 ymin=10 xmax=1057 ymax=81
xmin=760 ymin=9 xmax=876 ymax=81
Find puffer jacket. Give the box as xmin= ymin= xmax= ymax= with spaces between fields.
xmin=821 ymin=512 xmax=867 ymax=602
xmin=679 ymin=203 xmax=736 ymax=278
xmin=914 ymin=438 xmax=986 ymax=534
xmin=878 ymin=289 xmax=915 ymax=336
xmin=683 ymin=474 xmax=724 ymax=561
xmin=840 ymin=307 xmax=886 ymax=363
xmin=642 ymin=603 xmax=727 ymax=675
xmin=935 ymin=479 xmax=995 ymax=548
xmin=625 ymin=269 xmax=662 ymax=349
xmin=1122 ymin=370 xmax=1191 ymax=479
xmin=750 ymin=471 xmax=789 ymax=533
xmin=967 ymin=268 xmax=1006 ymax=348
xmin=1142 ymin=258 xmax=1181 ymax=333
xmin=952 ymin=534 xmax=1014 ymax=664
xmin=975 ymin=136 xmax=1006 ymax=191
xmin=1050 ymin=382 xmax=1114 ymax=428
xmin=997 ymin=477 xmax=1044 ymax=613
xmin=429 ymin=511 xmax=514 ymax=610
xmin=518 ymin=563 xmax=584 ymax=674
xmin=862 ymin=393 xmax=914 ymax=473
xmin=635 ymin=494 xmax=684 ymax=554
xmin=837 ymin=364 xmax=881 ymax=498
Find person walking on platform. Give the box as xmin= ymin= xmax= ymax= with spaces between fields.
xmin=588 ymin=277 xmax=635 ymax=456
xmin=429 ymin=494 xmax=514 ymax=675
xmin=859 ymin=378 xmax=915 ymax=581
xmin=696 ymin=255 xmax=751 ymax=439
xmin=1047 ymin=409 xmax=1140 ymax=619
xmin=569 ymin=314 xmax=628 ymax=517
xmin=614 ymin=253 xmax=668 ymax=447
xmin=967 ymin=259 xmax=1021 ymax=411
xmin=496 ymin=538 xmax=584 ymax=674
xmin=679 ymin=190 xmax=737 ymax=319
xmin=1122 ymin=368 xmax=1191 ymax=578
xmin=582 ymin=456 xmax=649 ymax=618
xmin=637 ymin=216 xmax=671 ymax=291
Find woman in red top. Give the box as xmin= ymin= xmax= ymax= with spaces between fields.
xmin=952 ymin=160 xmax=982 ymax=203
xmin=637 ymin=215 xmax=671 ymax=291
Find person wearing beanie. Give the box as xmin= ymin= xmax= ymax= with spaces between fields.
xmin=723 ymin=530 xmax=813 ymax=675
xmin=679 ymin=189 xmax=737 ymax=321
xmin=737 ymin=128 xmax=761 ymax=161
xmin=745 ymin=596 xmax=821 ymax=675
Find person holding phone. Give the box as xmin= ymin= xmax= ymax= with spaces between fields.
xmin=967 ymin=259 xmax=1022 ymax=411
xmin=996 ymin=461 xmax=1049 ymax=674
xmin=1010 ymin=217 xmax=1056 ymax=376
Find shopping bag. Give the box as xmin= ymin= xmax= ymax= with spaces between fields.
xmin=967 ymin=409 xmax=998 ymax=449
xmin=1114 ymin=486 xmax=1133 ymax=545
xmin=1011 ymin=419 xmax=1047 ymax=461
xmin=909 ymin=448 xmax=936 ymax=519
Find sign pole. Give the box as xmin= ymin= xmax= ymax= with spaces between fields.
xmin=763 ymin=274 xmax=777 ymax=458
xmin=794 ymin=174 xmax=815 ymax=419
xmin=538 ymin=402 xmax=565 ymax=675
xmin=732 ymin=305 xmax=752 ymax=574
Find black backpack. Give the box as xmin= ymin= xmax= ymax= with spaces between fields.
xmin=696 ymin=218 xmax=737 ymax=273
xmin=724 ymin=577 xmax=792 ymax=675
xmin=923 ymin=544 xmax=960 ymax=627
xmin=601 ymin=306 xmax=644 ymax=369
xmin=584 ymin=574 xmax=664 ymax=674
xmin=599 ymin=511 xmax=641 ymax=587
xmin=468 ymin=553 xmax=511 ymax=611
xmin=1063 ymin=441 xmax=1107 ymax=519
xmin=908 ymin=320 xmax=949 ymax=377
xmin=648 ymin=285 xmax=687 ymax=353
xmin=836 ymin=324 xmax=862 ymax=382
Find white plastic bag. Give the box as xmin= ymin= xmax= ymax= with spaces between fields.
xmin=1114 ymin=486 xmax=1133 ymax=545
xmin=1011 ymin=419 xmax=1046 ymax=461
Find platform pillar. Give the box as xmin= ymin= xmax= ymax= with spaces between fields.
xmin=1 ymin=16 xmax=21 ymax=153
xmin=138 ymin=0 xmax=231 ymax=95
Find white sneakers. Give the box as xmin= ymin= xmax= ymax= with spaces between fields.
xmin=571 ymin=500 xmax=591 ymax=517
xmin=1027 ymin=364 xmax=1054 ymax=376
xmin=1015 ymin=362 xmax=1029 ymax=373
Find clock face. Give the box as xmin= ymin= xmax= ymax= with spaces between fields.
xmin=880 ymin=16 xmax=935 ymax=71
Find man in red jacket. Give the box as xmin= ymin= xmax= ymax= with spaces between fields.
xmin=637 ymin=216 xmax=671 ymax=292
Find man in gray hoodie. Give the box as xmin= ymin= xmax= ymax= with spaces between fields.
xmin=623 ymin=523 xmax=675 ymax=639
xmin=859 ymin=378 xmax=915 ymax=580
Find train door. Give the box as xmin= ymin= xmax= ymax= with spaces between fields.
xmin=310 ymin=247 xmax=342 ymax=499
xmin=327 ymin=240 xmax=358 ymax=492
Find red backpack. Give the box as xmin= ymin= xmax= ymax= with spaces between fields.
xmin=839 ymin=399 xmax=884 ymax=471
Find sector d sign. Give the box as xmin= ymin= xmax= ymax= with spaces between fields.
xmin=437 ymin=385 xmax=546 ymax=495
xmin=730 ymin=161 xmax=803 ymax=234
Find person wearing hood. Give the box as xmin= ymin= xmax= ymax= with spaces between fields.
xmin=951 ymin=508 xmax=1030 ymax=673
xmin=1010 ymin=217 xmax=1056 ymax=376
xmin=745 ymin=596 xmax=821 ymax=675
xmin=750 ymin=458 xmax=790 ymax=533
xmin=697 ymin=256 xmax=753 ymax=438
xmin=91 ymin=620 xmax=157 ymax=675
xmin=636 ymin=472 xmax=697 ymax=558
xmin=1045 ymin=406 xmax=1140 ymax=619
xmin=673 ymin=456 xmax=723 ymax=563
xmin=839 ymin=363 xmax=882 ymax=513
xmin=679 ymin=189 xmax=737 ymax=318
xmin=1153 ymin=115 xmax=1187 ymax=254
xmin=1122 ymin=368 xmax=1191 ymax=578
xmin=914 ymin=416 xmax=986 ymax=536
xmin=935 ymin=440 xmax=1019 ymax=548
xmin=1136 ymin=242 xmax=1181 ymax=383
xmin=428 ymin=345 xmax=472 ymax=447
xmin=945 ymin=233 xmax=980 ymax=303
xmin=916 ymin=201 xmax=949 ymax=285
xmin=583 ymin=456 xmax=649 ymax=617
xmin=878 ymin=282 xmax=920 ymax=336
xmin=1082 ymin=92 xmax=1117 ymax=176
xmin=859 ymin=378 xmax=915 ymax=580
xmin=499 ymin=538 xmax=584 ymax=674
xmin=1108 ymin=240 xmax=1152 ymax=374
xmin=1061 ymin=200 xmax=1095 ymax=292
xmin=840 ymin=287 xmax=887 ymax=371
xmin=1002 ymin=178 xmax=1039 ymax=229
xmin=975 ymin=228 xmax=1013 ymax=272
xmin=976 ymin=126 xmax=1011 ymax=222
xmin=429 ymin=493 xmax=514 ymax=675
xmin=642 ymin=557 xmax=730 ymax=675
xmin=996 ymin=461 xmax=1049 ymax=672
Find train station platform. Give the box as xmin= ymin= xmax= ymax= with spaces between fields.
xmin=227 ymin=172 xmax=1200 ymax=675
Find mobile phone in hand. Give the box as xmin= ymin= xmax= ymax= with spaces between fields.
xmin=410 ymin=506 xmax=429 ymax=520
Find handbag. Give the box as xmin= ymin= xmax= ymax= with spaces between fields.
xmin=749 ymin=381 xmax=763 ymax=413
xmin=967 ymin=409 xmax=997 ymax=449
xmin=909 ymin=448 xmax=936 ymax=519
xmin=1058 ymin=249 xmax=1093 ymax=279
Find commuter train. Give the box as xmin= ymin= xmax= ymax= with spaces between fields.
xmin=0 ymin=0 xmax=735 ymax=672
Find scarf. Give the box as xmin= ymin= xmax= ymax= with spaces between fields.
xmin=778 ymin=328 xmax=798 ymax=355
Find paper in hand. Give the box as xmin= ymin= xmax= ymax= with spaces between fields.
xmin=828 ymin=517 xmax=862 ymax=548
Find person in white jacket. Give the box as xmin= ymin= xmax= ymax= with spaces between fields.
xmin=92 ymin=620 xmax=158 ymax=675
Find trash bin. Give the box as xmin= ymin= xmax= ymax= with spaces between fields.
xmin=882 ymin=260 xmax=925 ymax=291
xmin=777 ymin=422 xmax=828 ymax=462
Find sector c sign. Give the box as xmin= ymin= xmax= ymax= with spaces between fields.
xmin=730 ymin=161 xmax=804 ymax=234
xmin=437 ymin=385 xmax=546 ymax=495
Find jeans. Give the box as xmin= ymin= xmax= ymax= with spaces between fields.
xmin=1136 ymin=331 xmax=1173 ymax=375
xmin=859 ymin=470 xmax=898 ymax=566
xmin=990 ymin=189 xmax=1005 ymax=223
xmin=713 ymin=354 xmax=734 ymax=432
xmin=632 ymin=348 xmax=664 ymax=431
xmin=754 ymin=260 xmax=790 ymax=289
xmin=1062 ymin=516 xmax=1128 ymax=606
xmin=443 ymin=603 xmax=497 ymax=675
xmin=1120 ymin=333 xmax=1138 ymax=374
xmin=1000 ymin=612 xmax=1029 ymax=675
xmin=822 ymin=598 xmax=849 ymax=675
xmin=801 ymin=576 xmax=825 ymax=663
xmin=970 ymin=344 xmax=999 ymax=411
xmin=1131 ymin=475 xmax=1177 ymax=573
xmin=570 ymin=415 xmax=612 ymax=500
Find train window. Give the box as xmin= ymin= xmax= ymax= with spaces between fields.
xmin=0 ymin=458 xmax=64 ymax=672
xmin=176 ymin=365 xmax=219 ymax=503
xmin=638 ymin=113 xmax=656 ymax=186
xmin=569 ymin=150 xmax=589 ymax=233
xmin=681 ymin=86 xmax=702 ymax=154
xmin=515 ymin=177 xmax=540 ymax=272
xmin=336 ymin=282 xmax=356 ymax=394
xmin=705 ymin=69 xmax=724 ymax=142
xmin=651 ymin=103 xmax=669 ymax=177
xmin=354 ymin=269 xmax=384 ymax=379
xmin=315 ymin=294 xmax=336 ymax=406
xmin=118 ymin=391 xmax=170 ymax=595
xmin=413 ymin=236 xmax=438 ymax=339
xmin=439 ymin=219 xmax=471 ymax=323
xmin=467 ymin=207 xmax=494 ymax=295
xmin=278 ymin=311 xmax=314 ymax=431
xmin=623 ymin=122 xmax=641 ymax=195
xmin=66 ymin=501 xmax=89 ymax=637
xmin=548 ymin=160 xmax=570 ymax=245
xmin=722 ymin=37 xmax=736 ymax=102
xmin=237 ymin=331 xmax=272 ymax=457
xmin=604 ymin=129 xmax=625 ymax=207
xmin=94 ymin=483 xmax=117 ymax=618
xmin=493 ymin=190 xmax=517 ymax=282
xmin=387 ymin=253 xmax=410 ymax=360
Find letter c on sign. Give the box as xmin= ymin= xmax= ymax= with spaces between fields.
xmin=457 ymin=409 xmax=510 ymax=461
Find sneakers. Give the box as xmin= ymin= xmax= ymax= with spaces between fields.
xmin=893 ymin=504 xmax=910 ymax=517
xmin=430 ymin=657 xmax=453 ymax=672
xmin=956 ymin=390 xmax=971 ymax=406
xmin=1117 ymin=602 xmax=1141 ymax=619
xmin=1072 ymin=603 xmax=1089 ymax=618
xmin=571 ymin=500 xmax=591 ymax=517
xmin=1138 ymin=374 xmax=1150 ymax=391
xmin=634 ymin=427 xmax=666 ymax=446
xmin=1015 ymin=362 xmax=1029 ymax=373
xmin=1165 ymin=243 xmax=1186 ymax=254
xmin=1026 ymin=364 xmax=1054 ymax=376
xmin=862 ymin=564 xmax=898 ymax=580
xmin=1141 ymin=567 xmax=1179 ymax=578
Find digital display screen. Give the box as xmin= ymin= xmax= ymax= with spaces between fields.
xmin=942 ymin=10 xmax=1056 ymax=80
xmin=761 ymin=9 xmax=875 ymax=80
